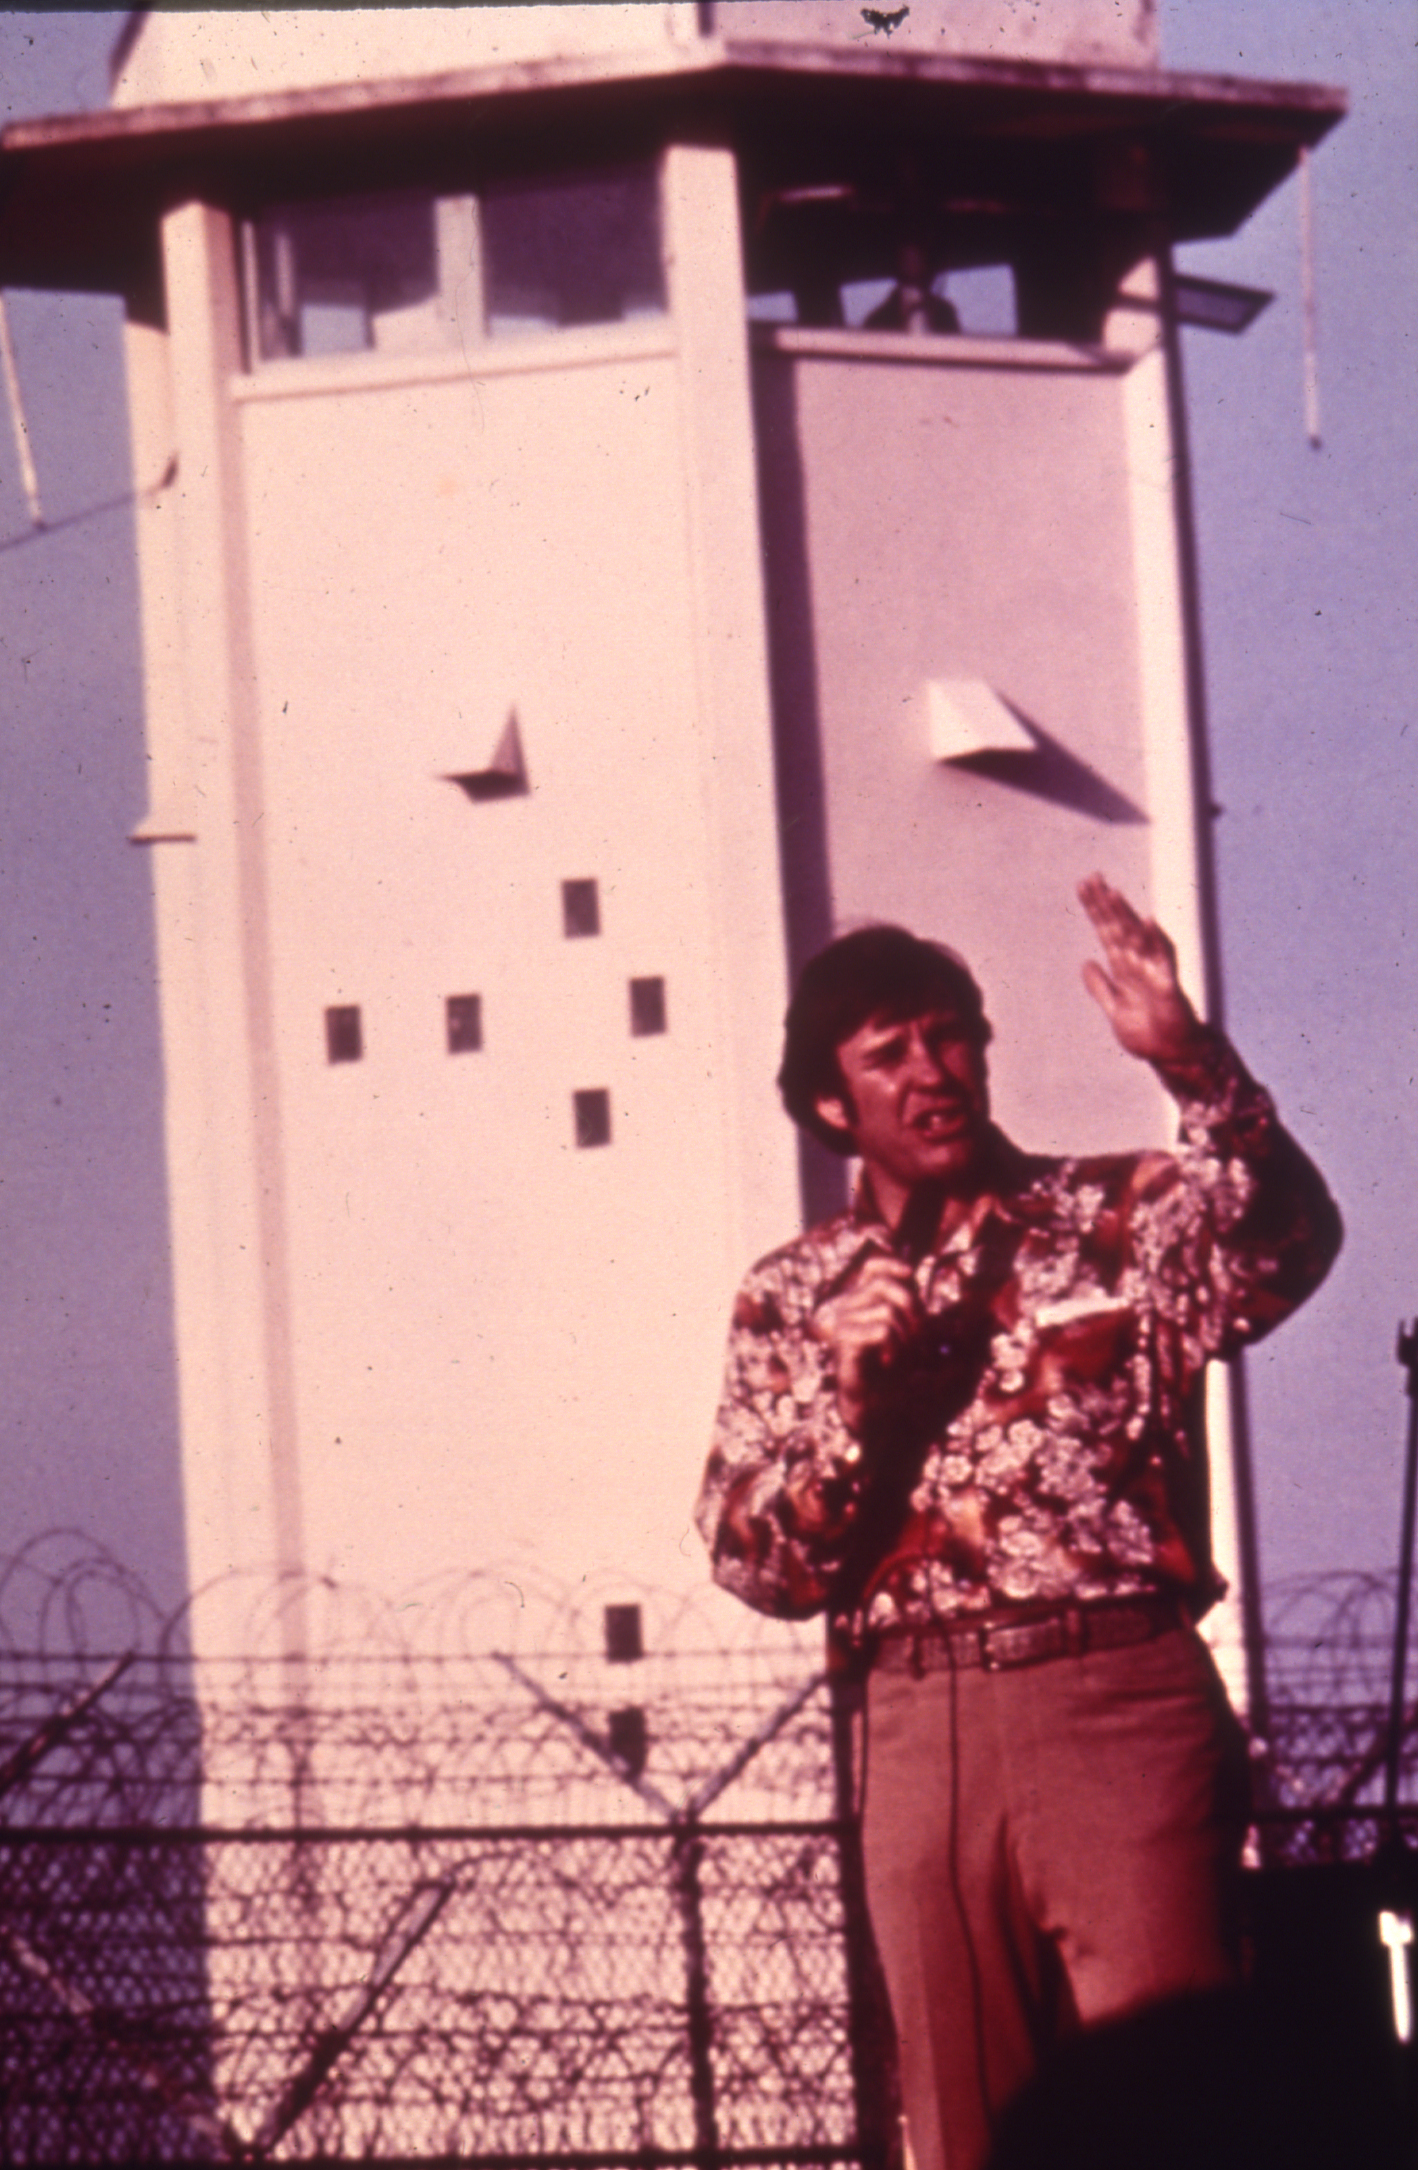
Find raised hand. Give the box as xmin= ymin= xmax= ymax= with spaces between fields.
xmin=1077 ymin=873 xmax=1204 ymax=1065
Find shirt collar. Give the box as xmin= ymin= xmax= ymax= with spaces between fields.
xmin=847 ymin=1127 xmax=1029 ymax=1261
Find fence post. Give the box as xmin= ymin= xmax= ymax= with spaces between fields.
xmin=670 ymin=1819 xmax=719 ymax=2160
xmin=829 ymin=1665 xmax=901 ymax=2170
xmin=1384 ymin=1320 xmax=1418 ymax=1848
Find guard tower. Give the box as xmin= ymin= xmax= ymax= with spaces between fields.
xmin=0 ymin=6 xmax=1343 ymax=1687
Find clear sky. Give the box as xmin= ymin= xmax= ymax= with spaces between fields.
xmin=0 ymin=5 xmax=1414 ymax=1622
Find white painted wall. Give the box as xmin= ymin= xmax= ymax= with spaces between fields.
xmin=712 ymin=0 xmax=1158 ymax=68
xmin=126 ymin=146 xmax=799 ymax=1653
xmin=235 ymin=338 xmax=778 ymax=1599
xmin=112 ymin=7 xmax=700 ymax=108
xmin=755 ymin=332 xmax=1171 ymax=1154
xmin=111 ymin=0 xmax=1159 ymax=111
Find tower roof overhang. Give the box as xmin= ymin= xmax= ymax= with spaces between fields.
xmin=0 ymin=39 xmax=1346 ymax=302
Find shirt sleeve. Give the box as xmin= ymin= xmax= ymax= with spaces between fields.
xmin=694 ymin=1253 xmax=867 ymax=1619
xmin=1145 ymin=1026 xmax=1343 ymax=1359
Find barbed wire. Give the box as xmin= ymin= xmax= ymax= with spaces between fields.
xmin=1258 ymin=1570 xmax=1418 ymax=1840
xmin=1265 ymin=1571 xmax=1401 ymax=1707
xmin=0 ymin=1531 xmax=825 ymax=1669
xmin=0 ymin=1537 xmax=893 ymax=2167
xmin=1 ymin=1540 xmax=1415 ymax=2159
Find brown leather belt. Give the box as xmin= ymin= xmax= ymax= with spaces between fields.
xmin=872 ymin=1594 xmax=1183 ymax=1677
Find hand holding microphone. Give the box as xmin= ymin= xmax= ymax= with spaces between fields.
xmin=813 ymin=1254 xmax=923 ymax=1440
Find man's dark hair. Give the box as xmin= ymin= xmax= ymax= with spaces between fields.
xmin=778 ymin=924 xmax=991 ymax=1156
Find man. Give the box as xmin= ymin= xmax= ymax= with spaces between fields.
xmin=695 ymin=877 xmax=1341 ymax=2170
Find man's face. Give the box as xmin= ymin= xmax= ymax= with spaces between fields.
xmin=814 ymin=1005 xmax=991 ymax=1203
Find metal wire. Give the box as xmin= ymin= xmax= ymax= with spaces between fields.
xmin=1253 ymin=1568 xmax=1418 ymax=1864
xmin=0 ymin=1540 xmax=870 ymax=2166
xmin=1 ymin=1541 xmax=1415 ymax=2157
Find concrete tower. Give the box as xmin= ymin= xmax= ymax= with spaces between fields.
xmin=0 ymin=6 xmax=1342 ymax=1685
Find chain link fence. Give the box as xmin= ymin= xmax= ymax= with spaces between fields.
xmin=1252 ymin=1570 xmax=1418 ymax=1867
xmin=1 ymin=1539 xmax=1416 ymax=2160
xmin=0 ymin=1540 xmax=898 ymax=2167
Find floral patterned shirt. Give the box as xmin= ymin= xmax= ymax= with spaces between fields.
xmin=696 ymin=1032 xmax=1340 ymax=1645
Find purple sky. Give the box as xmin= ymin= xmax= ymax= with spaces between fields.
xmin=0 ymin=6 xmax=1414 ymax=1621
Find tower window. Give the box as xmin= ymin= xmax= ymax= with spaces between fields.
xmin=562 ymin=879 xmax=601 ymax=938
xmin=629 ymin=977 xmax=667 ymax=1036
xmin=483 ymin=163 xmax=665 ymax=338
xmin=245 ymin=160 xmax=664 ymax=367
xmin=325 ymin=1006 xmax=363 ymax=1064
xmin=574 ymin=1089 xmax=612 ymax=1149
xmin=446 ymin=994 xmax=483 ymax=1054
xmin=745 ymin=175 xmax=1026 ymax=339
xmin=248 ymin=191 xmax=460 ymax=362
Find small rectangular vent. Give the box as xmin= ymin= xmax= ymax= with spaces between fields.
xmin=607 ymin=1705 xmax=649 ymax=1778
xmin=562 ymin=879 xmax=601 ymax=938
xmin=629 ymin=977 xmax=667 ymax=1036
xmin=604 ymin=1603 xmax=644 ymax=1662
xmin=574 ymin=1089 xmax=612 ymax=1148
xmin=325 ymin=1006 xmax=363 ymax=1064
xmin=446 ymin=994 xmax=483 ymax=1053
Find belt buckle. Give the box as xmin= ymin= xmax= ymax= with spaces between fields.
xmin=980 ymin=1609 xmax=1074 ymax=1672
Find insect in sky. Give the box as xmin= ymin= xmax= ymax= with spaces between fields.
xmin=861 ymin=5 xmax=910 ymax=32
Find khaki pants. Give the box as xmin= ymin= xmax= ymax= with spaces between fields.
xmin=860 ymin=1627 xmax=1248 ymax=2170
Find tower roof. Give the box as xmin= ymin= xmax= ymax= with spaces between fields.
xmin=0 ymin=40 xmax=1344 ymax=300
